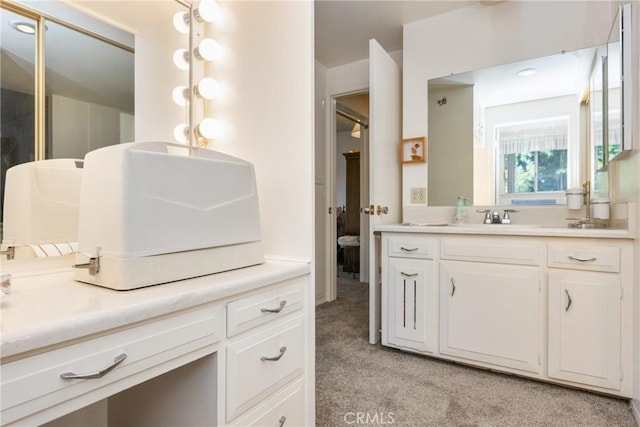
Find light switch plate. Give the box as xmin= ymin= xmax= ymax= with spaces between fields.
xmin=410 ymin=187 xmax=426 ymax=204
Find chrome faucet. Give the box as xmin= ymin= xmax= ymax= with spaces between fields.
xmin=476 ymin=209 xmax=518 ymax=224
xmin=476 ymin=209 xmax=493 ymax=224
xmin=501 ymin=209 xmax=518 ymax=224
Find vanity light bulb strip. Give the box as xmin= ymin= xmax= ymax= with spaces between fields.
xmin=173 ymin=124 xmax=189 ymax=144
xmin=195 ymin=77 xmax=221 ymax=100
xmin=172 ymin=86 xmax=189 ymax=106
xmin=173 ymin=49 xmax=189 ymax=70
xmin=172 ymin=11 xmax=190 ymax=34
xmin=194 ymin=0 xmax=220 ymax=24
xmin=193 ymin=38 xmax=221 ymax=62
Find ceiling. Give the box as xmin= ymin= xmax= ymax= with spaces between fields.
xmin=64 ymin=1 xmax=477 ymax=68
xmin=314 ymin=0 xmax=475 ymax=68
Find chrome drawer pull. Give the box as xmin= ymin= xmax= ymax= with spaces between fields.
xmin=568 ymin=255 xmax=597 ymax=263
xmin=261 ymin=346 xmax=287 ymax=361
xmin=60 ymin=353 xmax=127 ymax=380
xmin=400 ymin=247 xmax=418 ymax=252
xmin=279 ymin=416 xmax=287 ymax=427
xmin=565 ymin=289 xmax=573 ymax=312
xmin=400 ymin=272 xmax=418 ymax=277
xmin=261 ymin=300 xmax=287 ymax=313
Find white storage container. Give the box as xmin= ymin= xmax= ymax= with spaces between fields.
xmin=75 ymin=142 xmax=264 ymax=290
xmin=2 ymin=159 xmax=83 ymax=247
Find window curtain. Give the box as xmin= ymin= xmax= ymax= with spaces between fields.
xmin=499 ymin=119 xmax=568 ymax=155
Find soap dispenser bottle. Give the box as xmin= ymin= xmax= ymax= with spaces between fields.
xmin=454 ymin=196 xmax=467 ymax=223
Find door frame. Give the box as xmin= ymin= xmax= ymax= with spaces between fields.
xmin=326 ymin=90 xmax=369 ymax=302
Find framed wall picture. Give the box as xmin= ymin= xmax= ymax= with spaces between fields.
xmin=401 ymin=137 xmax=427 ymax=164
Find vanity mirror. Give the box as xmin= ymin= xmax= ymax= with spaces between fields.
xmin=0 ymin=0 xmax=187 ymax=241
xmin=604 ymin=3 xmax=633 ymax=165
xmin=428 ymin=46 xmax=596 ymax=207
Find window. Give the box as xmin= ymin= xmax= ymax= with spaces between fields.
xmin=498 ymin=118 xmax=569 ymax=197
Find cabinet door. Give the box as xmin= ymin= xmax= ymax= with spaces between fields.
xmin=548 ymin=270 xmax=621 ymax=390
xmin=439 ymin=261 xmax=540 ymax=373
xmin=385 ymin=258 xmax=435 ymax=352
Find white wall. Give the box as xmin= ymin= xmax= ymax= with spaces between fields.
xmin=402 ymin=1 xmax=616 ymax=212
xmin=202 ymin=1 xmax=314 ymax=262
xmin=427 ymin=84 xmax=473 ymax=206
xmin=134 ymin=12 xmax=187 ymax=143
xmin=51 ymin=95 xmax=123 ymax=158
xmin=608 ymin=1 xmax=640 ymax=416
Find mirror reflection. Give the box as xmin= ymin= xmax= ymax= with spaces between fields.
xmin=606 ymin=8 xmax=623 ymax=164
xmin=428 ymin=46 xmax=600 ymax=207
xmin=0 ymin=2 xmax=136 ymax=239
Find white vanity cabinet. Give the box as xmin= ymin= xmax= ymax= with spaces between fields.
xmin=225 ymin=277 xmax=306 ymax=424
xmin=0 ymin=260 xmax=313 ymax=427
xmin=378 ymin=228 xmax=634 ymax=398
xmin=382 ymin=234 xmax=437 ymax=353
xmin=438 ymin=237 xmax=542 ymax=373
xmin=547 ymin=241 xmax=631 ymax=392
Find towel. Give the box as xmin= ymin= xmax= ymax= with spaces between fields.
xmin=338 ymin=235 xmax=360 ymax=247
xmin=30 ymin=242 xmax=78 ymax=258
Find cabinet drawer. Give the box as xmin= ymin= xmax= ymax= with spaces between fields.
xmin=226 ymin=315 xmax=304 ymax=421
xmin=227 ymin=278 xmax=304 ymax=337
xmin=1 ymin=305 xmax=222 ymax=426
xmin=230 ymin=379 xmax=305 ymax=427
xmin=441 ymin=237 xmax=541 ymax=266
xmin=548 ymin=244 xmax=620 ymax=273
xmin=387 ymin=234 xmax=436 ymax=259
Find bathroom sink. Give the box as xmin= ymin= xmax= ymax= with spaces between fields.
xmin=449 ymin=223 xmax=543 ymax=228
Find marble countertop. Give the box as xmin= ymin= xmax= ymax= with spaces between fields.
xmin=0 ymin=257 xmax=310 ymax=359
xmin=376 ymin=223 xmax=634 ymax=239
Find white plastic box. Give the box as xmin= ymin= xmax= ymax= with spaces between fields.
xmin=2 ymin=159 xmax=83 ymax=247
xmin=74 ymin=142 xmax=264 ymax=290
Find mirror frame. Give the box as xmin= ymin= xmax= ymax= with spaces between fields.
xmin=605 ymin=3 xmax=633 ymax=164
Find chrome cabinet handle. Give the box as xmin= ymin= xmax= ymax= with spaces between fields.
xmin=451 ymin=278 xmax=456 ymax=296
xmin=261 ymin=346 xmax=287 ymax=361
xmin=261 ymin=300 xmax=287 ymax=313
xmin=279 ymin=416 xmax=287 ymax=427
xmin=401 ymin=272 xmax=418 ymax=277
xmin=60 ymin=353 xmax=127 ymax=380
xmin=568 ymin=255 xmax=597 ymax=263
xmin=400 ymin=247 xmax=418 ymax=252
xmin=565 ymin=289 xmax=573 ymax=312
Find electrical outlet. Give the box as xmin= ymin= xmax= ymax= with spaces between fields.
xmin=410 ymin=187 xmax=427 ymax=204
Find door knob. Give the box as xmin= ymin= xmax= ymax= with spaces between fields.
xmin=376 ymin=206 xmax=389 ymax=215
xmin=360 ymin=205 xmax=375 ymax=215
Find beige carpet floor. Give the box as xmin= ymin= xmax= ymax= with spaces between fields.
xmin=315 ymin=273 xmax=637 ymax=427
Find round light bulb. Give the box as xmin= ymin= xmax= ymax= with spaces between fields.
xmin=172 ymin=86 xmax=189 ymax=106
xmin=198 ymin=118 xmax=220 ymax=139
xmin=173 ymin=49 xmax=189 ymax=70
xmin=195 ymin=78 xmax=221 ymax=100
xmin=194 ymin=0 xmax=220 ymax=23
xmin=172 ymin=11 xmax=190 ymax=34
xmin=173 ymin=124 xmax=188 ymax=144
xmin=194 ymin=38 xmax=221 ymax=62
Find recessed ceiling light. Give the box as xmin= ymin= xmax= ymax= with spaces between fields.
xmin=10 ymin=20 xmax=36 ymax=35
xmin=517 ymin=68 xmax=537 ymax=77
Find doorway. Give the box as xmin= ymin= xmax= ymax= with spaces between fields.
xmin=332 ymin=91 xmax=369 ymax=300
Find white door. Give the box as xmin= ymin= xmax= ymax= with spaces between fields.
xmin=439 ymin=261 xmax=541 ymax=373
xmin=385 ymin=257 xmax=435 ymax=352
xmin=548 ymin=269 xmax=621 ymax=390
xmin=368 ymin=39 xmax=402 ymax=344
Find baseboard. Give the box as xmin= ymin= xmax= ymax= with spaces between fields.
xmin=631 ymin=398 xmax=640 ymax=426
